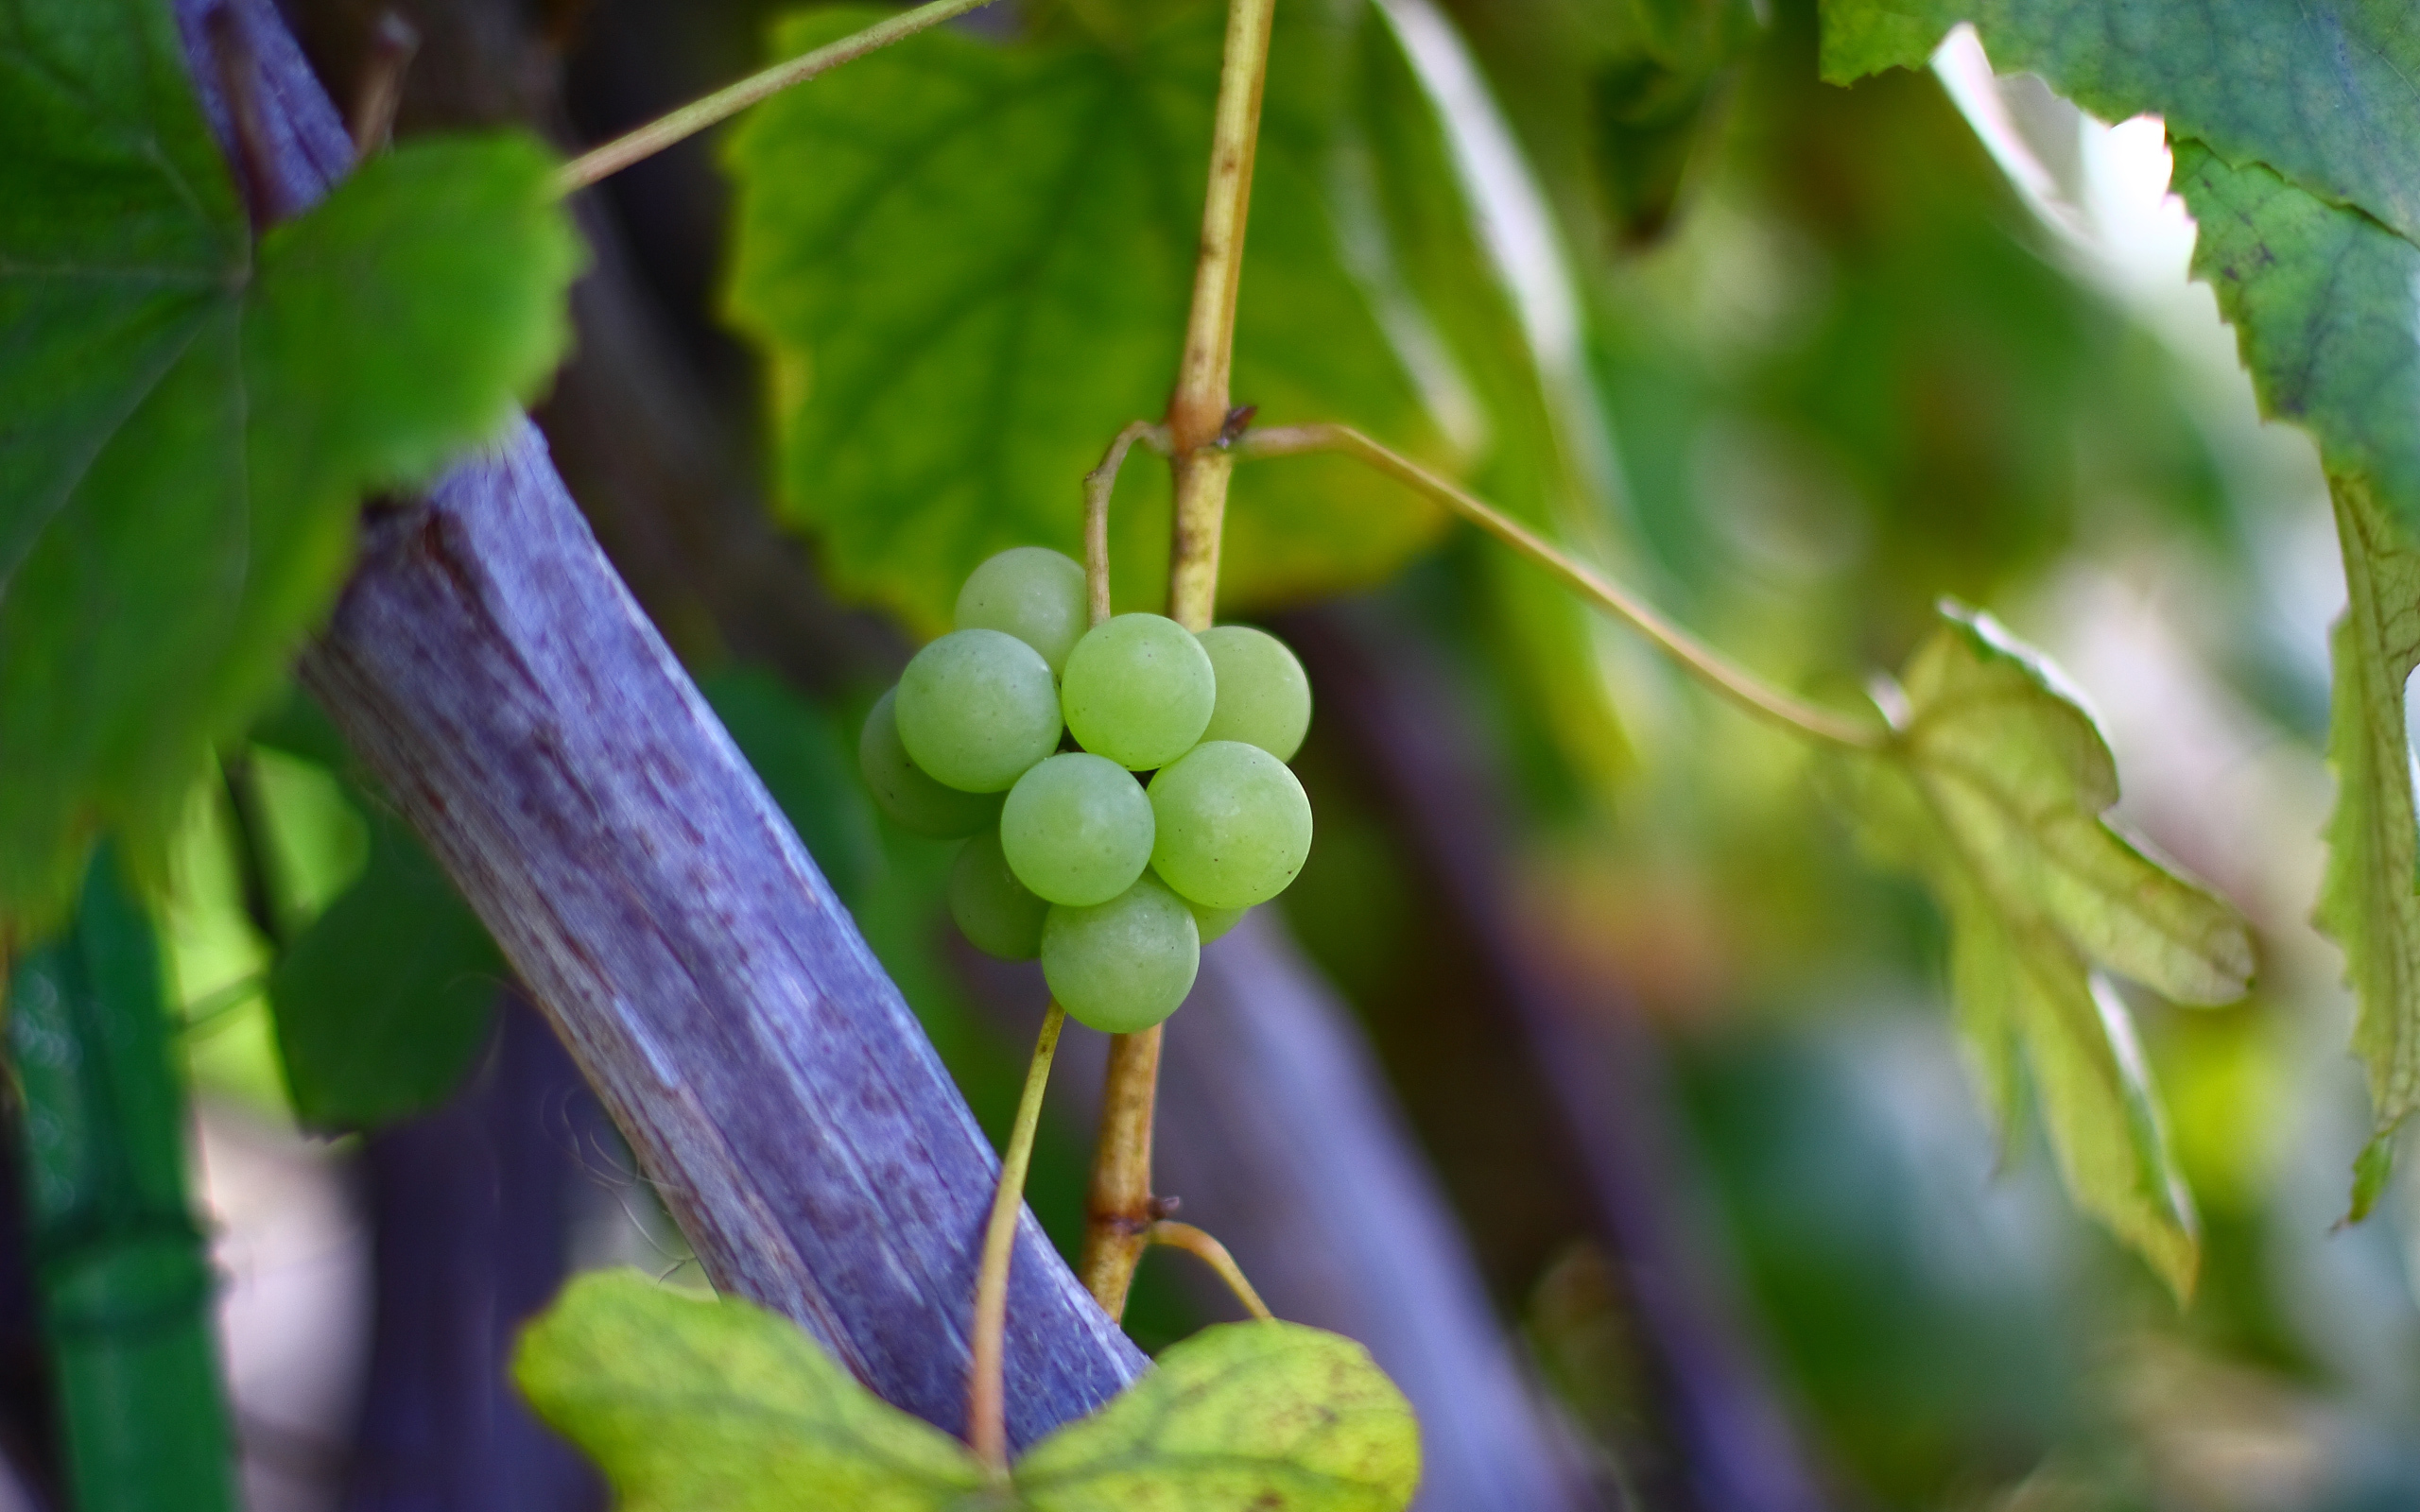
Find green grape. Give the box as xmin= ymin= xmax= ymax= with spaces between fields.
xmin=1149 ymin=741 xmax=1313 ymax=909
xmin=1000 ymin=753 xmax=1153 ymax=906
xmin=858 ymin=687 xmax=1003 ymax=837
xmin=1060 ymin=613 xmax=1216 ymax=771
xmin=1190 ymin=901 xmax=1249 ymax=944
xmin=895 ymin=628 xmax=1063 ymax=793
xmin=1042 ymin=874 xmax=1200 ymax=1033
xmin=955 ymin=546 xmax=1089 ymax=676
xmin=1196 ymin=625 xmax=1311 ymax=762
xmin=949 ymin=828 xmax=1048 ymax=960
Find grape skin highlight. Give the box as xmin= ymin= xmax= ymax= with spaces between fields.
xmin=1042 ymin=874 xmax=1201 ymax=1033
xmin=949 ymin=828 xmax=1049 ymax=959
xmin=1148 ymin=740 xmax=1313 ymax=910
xmin=1196 ymin=625 xmax=1311 ymax=762
xmin=1001 ymin=753 xmax=1154 ymax=906
xmin=955 ymin=546 xmax=1088 ymax=676
xmin=857 ymin=687 xmax=1003 ymax=837
xmin=1061 ymin=613 xmax=1216 ymax=771
xmin=895 ymin=627 xmax=1063 ymax=793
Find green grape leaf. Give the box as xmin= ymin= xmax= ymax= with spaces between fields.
xmin=268 ymin=801 xmax=501 ymax=1130
xmin=0 ymin=0 xmax=581 ymax=930
xmin=2175 ymin=144 xmax=2420 ymax=1180
xmin=515 ymin=1269 xmax=1420 ymax=1512
xmin=724 ymin=5 xmax=1443 ymax=633
xmin=1815 ymin=0 xmax=2420 ymax=252
xmin=1839 ymin=605 xmax=2254 ymax=1297
xmin=1013 ymin=1319 xmax=1420 ymax=1511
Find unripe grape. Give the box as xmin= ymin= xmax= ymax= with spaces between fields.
xmin=1190 ymin=901 xmax=1248 ymax=944
xmin=1042 ymin=874 xmax=1200 ymax=1033
xmin=1196 ymin=625 xmax=1311 ymax=762
xmin=949 ymin=829 xmax=1048 ymax=960
xmin=895 ymin=628 xmax=1063 ymax=792
xmin=1001 ymin=753 xmax=1153 ymax=906
xmin=1149 ymin=741 xmax=1313 ymax=910
xmin=956 ymin=546 xmax=1088 ymax=676
xmin=1061 ymin=613 xmax=1216 ymax=771
xmin=858 ymin=687 xmax=1003 ymax=837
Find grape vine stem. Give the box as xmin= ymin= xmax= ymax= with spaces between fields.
xmin=1150 ymin=1221 xmax=1273 ymax=1320
xmin=1080 ymin=0 xmax=1276 ymax=1322
xmin=968 ymin=1001 xmax=1066 ymax=1475
xmin=1236 ymin=423 xmax=1889 ymax=752
xmin=556 ymin=0 xmax=1001 ymax=193
xmin=1082 ymin=422 xmax=1170 ymax=627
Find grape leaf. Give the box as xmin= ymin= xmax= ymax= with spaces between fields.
xmin=723 ymin=4 xmax=1443 ymax=633
xmin=2175 ymin=145 xmax=2420 ymax=1197
xmin=514 ymin=1268 xmax=1420 ymax=1511
xmin=1839 ymin=605 xmax=2253 ymax=1296
xmin=0 ymin=0 xmax=581 ymax=930
xmin=267 ymin=801 xmax=502 ymax=1130
xmin=1816 ymin=0 xmax=2420 ymax=251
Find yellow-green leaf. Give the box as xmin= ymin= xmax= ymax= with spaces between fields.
xmin=513 ymin=1270 xmax=994 ymax=1511
xmin=1015 ymin=1322 xmax=1420 ymax=1512
xmin=516 ymin=1270 xmax=1421 ymax=1512
xmin=1838 ymin=604 xmax=2253 ymax=1296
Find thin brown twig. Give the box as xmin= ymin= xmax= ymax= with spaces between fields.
xmin=1081 ymin=422 xmax=1168 ymax=627
xmin=348 ymin=10 xmax=419 ymax=163
xmin=1236 ymin=423 xmax=1888 ymax=752
xmin=967 ymin=1002 xmax=1066 ymax=1474
xmin=1150 ymin=1221 xmax=1273 ymax=1320
xmin=556 ymin=0 xmax=1002 ymax=193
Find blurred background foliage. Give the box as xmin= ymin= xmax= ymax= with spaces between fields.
xmin=76 ymin=0 xmax=2420 ymax=1507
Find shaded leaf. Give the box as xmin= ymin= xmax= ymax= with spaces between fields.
xmin=0 ymin=0 xmax=581 ymax=929
xmin=268 ymin=802 xmax=500 ymax=1130
xmin=724 ymin=5 xmax=1443 ymax=633
xmin=1584 ymin=0 xmax=1766 ymax=245
xmin=2174 ymin=143 xmax=2420 ymax=1191
xmin=516 ymin=1269 xmax=1420 ymax=1512
xmin=1816 ymin=0 xmax=2420 ymax=251
xmin=1839 ymin=605 xmax=2252 ymax=1295
xmin=1015 ymin=1320 xmax=1420 ymax=1512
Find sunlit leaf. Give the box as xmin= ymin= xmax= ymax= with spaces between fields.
xmin=723 ymin=4 xmax=1443 ymax=633
xmin=1839 ymin=605 xmax=2253 ymax=1296
xmin=517 ymin=1269 xmax=1420 ymax=1512
xmin=1015 ymin=1320 xmax=1420 ymax=1512
xmin=1816 ymin=0 xmax=2420 ymax=250
xmin=0 ymin=0 xmax=582 ymax=930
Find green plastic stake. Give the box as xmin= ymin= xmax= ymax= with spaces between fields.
xmin=8 ymin=847 xmax=238 ymax=1512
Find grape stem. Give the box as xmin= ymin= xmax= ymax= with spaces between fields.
xmin=1080 ymin=0 xmax=1277 ymax=1323
xmin=1082 ymin=422 xmax=1170 ymax=628
xmin=1236 ymin=423 xmax=1890 ymax=753
xmin=1150 ymin=1221 xmax=1274 ymax=1320
xmin=555 ymin=0 xmax=1002 ymax=193
xmin=967 ymin=1000 xmax=1067 ymax=1475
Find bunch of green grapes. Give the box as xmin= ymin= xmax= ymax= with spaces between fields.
xmin=858 ymin=547 xmax=1313 ymax=1034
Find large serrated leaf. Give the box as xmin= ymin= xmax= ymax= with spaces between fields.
xmin=1838 ymin=606 xmax=2251 ymax=1296
xmin=0 ymin=0 xmax=582 ymax=931
xmin=515 ymin=1269 xmax=1421 ymax=1512
xmin=723 ymin=4 xmax=1443 ymax=634
xmin=1815 ymin=0 xmax=2420 ymax=252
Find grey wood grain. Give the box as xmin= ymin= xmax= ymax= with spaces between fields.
xmin=170 ymin=0 xmax=1146 ymax=1448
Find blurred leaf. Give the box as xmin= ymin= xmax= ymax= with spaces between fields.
xmin=1816 ymin=0 xmax=2420 ymax=250
xmin=700 ymin=668 xmax=881 ymax=908
xmin=516 ymin=1268 xmax=1420 ymax=1511
xmin=2177 ymin=143 xmax=2420 ymax=1195
xmin=1585 ymin=0 xmax=1765 ymax=244
xmin=268 ymin=802 xmax=500 ymax=1129
xmin=0 ymin=0 xmax=581 ymax=931
xmin=723 ymin=4 xmax=1443 ymax=633
xmin=1840 ymin=606 xmax=2253 ymax=1296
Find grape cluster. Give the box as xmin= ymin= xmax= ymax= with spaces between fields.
xmin=859 ymin=547 xmax=1313 ymax=1034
